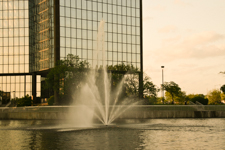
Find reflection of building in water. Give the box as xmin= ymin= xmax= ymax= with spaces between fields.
xmin=0 ymin=0 xmax=143 ymax=102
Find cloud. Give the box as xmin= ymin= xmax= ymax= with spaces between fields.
xmin=153 ymin=31 xmax=225 ymax=62
xmin=158 ymin=25 xmax=178 ymax=33
xmin=173 ymin=0 xmax=192 ymax=7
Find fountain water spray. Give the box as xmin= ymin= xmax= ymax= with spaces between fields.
xmin=69 ymin=19 xmax=140 ymax=126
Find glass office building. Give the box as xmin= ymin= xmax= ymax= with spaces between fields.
xmin=0 ymin=0 xmax=143 ymax=103
xmin=0 ymin=0 xmax=41 ymax=103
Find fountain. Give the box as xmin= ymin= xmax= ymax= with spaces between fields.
xmin=68 ymin=20 xmax=140 ymax=126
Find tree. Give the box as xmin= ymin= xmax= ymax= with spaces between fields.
xmin=124 ymin=73 xmax=159 ymax=98
xmin=44 ymin=54 xmax=90 ymax=104
xmin=207 ymin=89 xmax=222 ymax=105
xmin=165 ymin=91 xmax=187 ymax=104
xmin=189 ymin=94 xmax=208 ymax=105
xmin=108 ymin=64 xmax=159 ymax=103
xmin=108 ymin=63 xmax=139 ymax=89
xmin=162 ymin=81 xmax=181 ymax=104
xmin=220 ymin=84 xmax=225 ymax=94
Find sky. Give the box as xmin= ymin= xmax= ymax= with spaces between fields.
xmin=142 ymin=0 xmax=225 ymax=95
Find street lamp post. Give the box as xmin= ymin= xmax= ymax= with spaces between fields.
xmin=161 ymin=66 xmax=164 ymax=104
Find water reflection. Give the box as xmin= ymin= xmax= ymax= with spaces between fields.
xmin=0 ymin=119 xmax=225 ymax=149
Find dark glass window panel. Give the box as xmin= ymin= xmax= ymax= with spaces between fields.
xmin=136 ymin=45 xmax=140 ymax=54
xmin=66 ymin=8 xmax=70 ymax=18
xmin=127 ymin=44 xmax=131 ymax=53
xmin=83 ymin=50 xmax=88 ymax=59
xmin=66 ymin=38 xmax=71 ymax=47
xmin=71 ymin=9 xmax=76 ymax=18
xmin=98 ymin=2 xmax=102 ymax=11
xmin=60 ymin=17 xmax=65 ymax=26
xmin=136 ymin=8 xmax=140 ymax=17
xmin=71 ymin=1 xmax=76 ymax=7
xmin=103 ymin=4 xmax=107 ymax=12
xmin=88 ymin=40 xmax=92 ymax=49
xmin=93 ymin=11 xmax=97 ymax=21
xmin=87 ymin=1 xmax=92 ymax=10
xmin=118 ymin=52 xmax=122 ymax=61
xmin=87 ymin=11 xmax=92 ymax=20
xmin=77 ymin=49 xmax=81 ymax=58
xmin=60 ymin=7 xmax=65 ymax=16
xmin=113 ymin=33 xmax=117 ymax=43
xmin=60 ymin=0 xmax=64 ymax=6
xmin=65 ymin=0 xmax=70 ymax=7
xmin=66 ymin=27 xmax=71 ymax=37
xmin=71 ymin=18 xmax=76 ymax=28
xmin=122 ymin=6 xmax=126 ymax=15
xmin=123 ymin=52 xmax=126 ymax=61
xmin=82 ymin=30 xmax=87 ymax=39
xmin=108 ymin=14 xmax=112 ymax=23
xmin=72 ymin=38 xmax=76 ymax=47
xmin=71 ymin=28 xmax=76 ymax=38
xmin=108 ymin=4 xmax=112 ymax=13
xmin=77 ymin=19 xmax=81 ymax=28
xmin=60 ymin=47 xmax=66 ymax=58
xmin=77 ymin=39 xmax=81 ymax=48
xmin=128 ymin=53 xmax=131 ymax=62
xmin=66 ymin=18 xmax=70 ymax=27
xmin=82 ymin=0 xmax=87 ymax=9
xmin=77 ymin=9 xmax=81 ymax=18
xmin=82 ymin=10 xmax=87 ymax=19
xmin=61 ymin=27 xmax=66 ymax=37
xmin=77 ymin=1 xmax=81 ymax=9
xmin=93 ymin=2 xmax=97 ymax=11
xmin=82 ymin=20 xmax=87 ymax=29
xmin=60 ymin=37 xmax=65 ymax=47
xmin=118 ymin=34 xmax=122 ymax=43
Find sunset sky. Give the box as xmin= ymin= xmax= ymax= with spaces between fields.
xmin=142 ymin=0 xmax=225 ymax=95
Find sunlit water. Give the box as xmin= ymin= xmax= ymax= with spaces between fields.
xmin=1 ymin=118 xmax=225 ymax=150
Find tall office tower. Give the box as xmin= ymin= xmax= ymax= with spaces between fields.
xmin=0 ymin=0 xmax=41 ymax=104
xmin=0 ymin=0 xmax=143 ymax=104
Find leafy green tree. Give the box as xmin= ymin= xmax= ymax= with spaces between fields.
xmin=124 ymin=73 xmax=159 ymax=98
xmin=165 ymin=91 xmax=187 ymax=104
xmin=47 ymin=95 xmax=54 ymax=105
xmin=162 ymin=81 xmax=181 ymax=104
xmin=108 ymin=63 xmax=138 ymax=89
xmin=220 ymin=85 xmax=225 ymax=94
xmin=207 ymin=89 xmax=222 ymax=105
xmin=44 ymin=54 xmax=90 ymax=104
xmin=108 ymin=63 xmax=158 ymax=102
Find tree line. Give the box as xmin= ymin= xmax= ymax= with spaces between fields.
xmin=43 ymin=54 xmax=225 ymax=105
xmin=1 ymin=54 xmax=224 ymax=106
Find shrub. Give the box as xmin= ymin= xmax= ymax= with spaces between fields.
xmin=17 ymin=95 xmax=32 ymax=107
xmin=48 ymin=95 xmax=54 ymax=105
xmin=190 ymin=96 xmax=208 ymax=105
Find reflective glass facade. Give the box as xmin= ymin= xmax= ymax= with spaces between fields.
xmin=59 ymin=0 xmax=141 ymax=68
xmin=0 ymin=0 xmax=40 ymax=100
xmin=29 ymin=0 xmax=54 ymax=72
xmin=0 ymin=0 xmax=29 ymax=74
xmin=0 ymin=0 xmax=142 ymax=100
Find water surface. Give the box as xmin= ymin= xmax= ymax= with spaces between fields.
xmin=0 ymin=119 xmax=225 ymax=150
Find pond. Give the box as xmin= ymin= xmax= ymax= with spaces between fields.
xmin=0 ymin=118 xmax=225 ymax=150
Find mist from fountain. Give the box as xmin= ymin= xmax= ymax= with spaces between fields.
xmin=69 ymin=19 xmax=139 ymax=126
